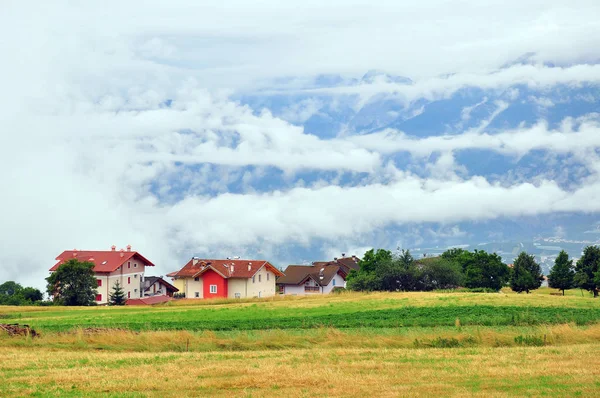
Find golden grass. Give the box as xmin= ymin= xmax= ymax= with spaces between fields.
xmin=2 ymin=344 xmax=600 ymax=397
xmin=2 ymin=323 xmax=600 ymax=352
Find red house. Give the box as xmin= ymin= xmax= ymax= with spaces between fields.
xmin=167 ymin=258 xmax=284 ymax=299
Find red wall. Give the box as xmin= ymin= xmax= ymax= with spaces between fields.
xmin=202 ymin=269 xmax=228 ymax=298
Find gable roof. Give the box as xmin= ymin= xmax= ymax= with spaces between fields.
xmin=168 ymin=258 xmax=284 ymax=280
xmin=143 ymin=276 xmax=179 ymax=293
xmin=277 ymin=263 xmax=347 ymax=287
xmin=50 ymin=250 xmax=155 ymax=273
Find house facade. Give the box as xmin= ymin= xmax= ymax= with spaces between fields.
xmin=143 ymin=276 xmax=179 ymax=297
xmin=277 ymin=255 xmax=359 ymax=295
xmin=167 ymin=258 xmax=284 ymax=299
xmin=50 ymin=245 xmax=155 ymax=305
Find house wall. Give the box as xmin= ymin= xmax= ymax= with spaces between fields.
xmin=281 ymin=284 xmax=306 ymax=295
xmin=203 ymin=269 xmax=228 ymax=299
xmin=173 ymin=278 xmax=203 ymax=298
xmin=94 ymin=261 xmax=147 ymax=304
xmin=322 ymin=273 xmax=345 ymax=294
xmin=245 ymin=266 xmax=277 ymax=298
xmin=227 ymin=279 xmax=247 ymax=299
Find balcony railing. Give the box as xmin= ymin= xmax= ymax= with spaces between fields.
xmin=304 ymin=286 xmax=320 ymax=292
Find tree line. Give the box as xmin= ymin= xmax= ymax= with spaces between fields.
xmin=0 ymin=281 xmax=44 ymax=305
xmin=347 ymin=245 xmax=600 ymax=297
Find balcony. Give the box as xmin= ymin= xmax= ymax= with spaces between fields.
xmin=304 ymin=286 xmax=320 ymax=292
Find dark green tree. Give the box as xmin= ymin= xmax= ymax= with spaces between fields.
xmin=357 ymin=249 xmax=393 ymax=273
xmin=462 ymin=250 xmax=510 ymax=291
xmin=20 ymin=287 xmax=43 ymax=302
xmin=574 ymin=245 xmax=600 ymax=297
xmin=109 ymin=281 xmax=126 ymax=305
xmin=548 ymin=250 xmax=574 ymax=295
xmin=0 ymin=281 xmax=23 ymax=296
xmin=510 ymin=252 xmax=543 ymax=293
xmin=417 ymin=257 xmax=463 ymax=290
xmin=46 ymin=259 xmax=97 ymax=306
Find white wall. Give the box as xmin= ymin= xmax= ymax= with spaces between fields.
xmin=245 ymin=266 xmax=277 ymax=298
xmin=322 ymin=273 xmax=345 ymax=294
xmin=95 ymin=261 xmax=146 ymax=304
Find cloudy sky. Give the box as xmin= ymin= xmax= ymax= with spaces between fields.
xmin=1 ymin=1 xmax=600 ymax=290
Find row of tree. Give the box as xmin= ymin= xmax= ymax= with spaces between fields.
xmin=347 ymin=245 xmax=600 ymax=297
xmin=0 ymin=281 xmax=44 ymax=305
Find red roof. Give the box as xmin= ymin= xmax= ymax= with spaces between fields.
xmin=126 ymin=295 xmax=171 ymax=305
xmin=168 ymin=258 xmax=284 ymax=279
xmin=50 ymin=250 xmax=155 ymax=273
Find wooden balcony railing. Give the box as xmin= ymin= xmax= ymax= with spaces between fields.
xmin=304 ymin=286 xmax=320 ymax=292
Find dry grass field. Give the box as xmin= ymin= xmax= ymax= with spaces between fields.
xmin=2 ymin=289 xmax=600 ymax=396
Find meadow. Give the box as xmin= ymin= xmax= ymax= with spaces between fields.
xmin=2 ymin=289 xmax=600 ymax=396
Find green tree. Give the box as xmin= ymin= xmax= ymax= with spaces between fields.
xmin=574 ymin=246 xmax=600 ymax=297
xmin=357 ymin=249 xmax=393 ymax=273
xmin=109 ymin=281 xmax=126 ymax=305
xmin=46 ymin=259 xmax=97 ymax=306
xmin=462 ymin=250 xmax=510 ymax=291
xmin=20 ymin=287 xmax=43 ymax=302
xmin=417 ymin=257 xmax=463 ymax=290
xmin=510 ymin=252 xmax=543 ymax=293
xmin=548 ymin=250 xmax=574 ymax=295
xmin=0 ymin=281 xmax=23 ymax=296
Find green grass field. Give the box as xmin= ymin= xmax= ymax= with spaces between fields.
xmin=2 ymin=289 xmax=600 ymax=396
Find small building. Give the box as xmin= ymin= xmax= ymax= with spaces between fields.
xmin=167 ymin=258 xmax=284 ymax=299
xmin=143 ymin=276 xmax=179 ymax=297
xmin=50 ymin=245 xmax=155 ymax=305
xmin=277 ymin=255 xmax=359 ymax=295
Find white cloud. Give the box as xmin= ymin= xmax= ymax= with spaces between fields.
xmin=2 ymin=1 xmax=600 ymax=291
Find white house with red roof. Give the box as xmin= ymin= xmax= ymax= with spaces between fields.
xmin=50 ymin=245 xmax=156 ymax=305
xmin=167 ymin=258 xmax=284 ymax=299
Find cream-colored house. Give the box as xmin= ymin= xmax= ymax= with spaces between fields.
xmin=50 ymin=245 xmax=156 ymax=305
xmin=167 ymin=258 xmax=284 ymax=299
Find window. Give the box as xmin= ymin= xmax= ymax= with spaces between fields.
xmin=234 ymin=293 xmax=241 ymax=299
xmin=259 ymin=275 xmax=262 ymax=282
xmin=95 ymin=294 xmax=102 ymax=302
xmin=134 ymin=274 xmax=137 ymax=278
xmin=128 ymin=262 xmax=131 ymax=269
xmin=127 ymin=292 xmax=131 ymax=299
xmin=97 ymin=279 xmax=102 ymax=287
xmin=134 ymin=263 xmax=137 ymax=268
xmin=267 ymin=273 xmax=270 ymax=281
xmin=134 ymin=289 xmax=137 ymax=293
xmin=195 ymin=292 xmax=200 ymax=298
xmin=333 ymin=279 xmax=336 ymax=286
xmin=210 ymin=285 xmax=217 ymax=294
xmin=252 ymin=276 xmax=255 ymax=283
xmin=194 ymin=277 xmax=199 ymax=281
xmin=128 ymin=277 xmax=131 ymax=284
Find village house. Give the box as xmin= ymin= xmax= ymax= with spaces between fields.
xmin=142 ymin=276 xmax=179 ymax=297
xmin=50 ymin=245 xmax=156 ymax=305
xmin=277 ymin=255 xmax=360 ymax=295
xmin=167 ymin=258 xmax=284 ymax=299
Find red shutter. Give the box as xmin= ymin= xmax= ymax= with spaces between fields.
xmin=97 ymin=279 xmax=102 ymax=287
xmin=128 ymin=292 xmax=131 ymax=299
xmin=95 ymin=294 xmax=102 ymax=302
xmin=128 ymin=277 xmax=131 ymax=284
xmin=128 ymin=262 xmax=131 ymax=268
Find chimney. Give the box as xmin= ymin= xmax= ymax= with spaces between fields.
xmin=126 ymin=245 xmax=131 ymax=252
xmin=342 ymin=253 xmax=346 ymax=257
xmin=192 ymin=257 xmax=199 ymax=266
xmin=111 ymin=245 xmax=116 ymax=251
xmin=231 ymin=265 xmax=235 ymax=274
xmin=248 ymin=263 xmax=251 ymax=271
xmin=72 ymin=252 xmax=77 ymax=257
xmin=334 ymin=257 xmax=338 ymax=262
